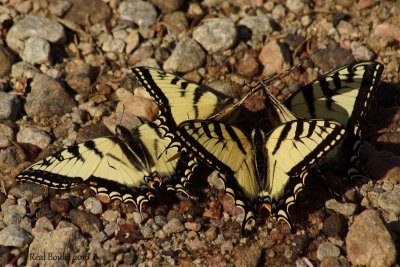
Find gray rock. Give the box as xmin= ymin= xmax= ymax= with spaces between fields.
xmin=69 ymin=209 xmax=103 ymax=237
xmin=346 ymin=210 xmax=396 ymax=267
xmin=351 ymin=42 xmax=375 ymax=61
xmin=286 ymin=0 xmax=308 ymax=14
xmin=119 ymin=0 xmax=157 ymax=28
xmin=258 ymin=40 xmax=291 ymax=78
xmin=238 ymin=16 xmax=273 ymax=44
xmin=0 ymin=92 xmax=20 ymax=120
xmin=65 ymin=63 xmax=95 ymax=94
xmin=102 ymin=36 xmax=126 ymax=53
xmin=272 ymin=4 xmax=286 ymax=21
xmin=154 ymin=215 xmax=168 ymax=227
xmin=84 ymin=197 xmax=103 ymax=215
xmin=6 ymin=15 xmax=66 ymax=53
xmin=64 ymin=0 xmax=111 ymax=27
xmin=8 ymin=183 xmax=45 ymax=202
xmin=27 ymin=227 xmax=88 ymax=266
xmin=0 ymin=224 xmax=32 ymax=247
xmin=20 ymin=37 xmax=51 ymax=64
xmin=317 ymin=242 xmax=341 ymax=261
xmin=162 ymin=11 xmax=188 ymax=35
xmin=139 ymin=225 xmax=153 ymax=238
xmin=192 ymin=18 xmax=237 ymax=53
xmin=49 ymin=0 xmax=72 ymax=17
xmin=377 ymin=185 xmax=400 ymax=216
xmin=25 ymin=74 xmax=76 ymax=118
xmin=162 ymin=218 xmax=185 ymax=235
xmin=0 ymin=146 xmax=19 ymax=169
xmin=101 ymin=210 xmax=121 ymax=223
xmin=17 ymin=127 xmax=52 ymax=149
xmin=0 ymin=45 xmax=15 ymax=77
xmin=11 ymin=61 xmax=40 ymax=79
xmin=149 ymin=0 xmax=183 ymax=13
xmin=163 ymin=36 xmax=205 ymax=73
xmin=31 ymin=216 xmax=55 ymax=237
xmin=325 ymin=199 xmax=358 ymax=217
xmin=0 ymin=123 xmax=15 ymax=149
xmin=2 ymin=204 xmax=26 ymax=225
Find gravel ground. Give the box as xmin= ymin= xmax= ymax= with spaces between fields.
xmin=0 ymin=0 xmax=400 ymax=266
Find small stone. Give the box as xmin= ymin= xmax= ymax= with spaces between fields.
xmin=125 ymin=30 xmax=140 ymax=54
xmin=203 ymin=199 xmax=222 ymax=219
xmin=162 ymin=11 xmax=188 ymax=35
xmin=205 ymin=225 xmax=218 ymax=241
xmin=323 ymin=213 xmax=347 ymax=237
xmin=286 ymin=0 xmax=308 ymax=14
xmin=84 ymin=197 xmax=103 ymax=215
xmin=0 ymin=146 xmax=19 ymax=170
xmin=6 ymin=15 xmax=66 ymax=53
xmin=50 ymin=198 xmax=70 ymax=214
xmin=64 ymin=0 xmax=111 ymax=27
xmin=184 ymin=221 xmax=201 ymax=231
xmin=31 ymin=216 xmax=55 ymax=237
xmin=325 ymin=199 xmax=357 ymax=217
xmin=351 ymin=42 xmax=375 ymax=61
xmin=49 ymin=0 xmax=72 ymax=17
xmin=377 ymin=185 xmax=400 ymax=216
xmin=17 ymin=127 xmax=51 ymax=149
xmin=20 ymin=37 xmax=51 ymax=64
xmin=221 ymin=240 xmax=234 ymax=254
xmin=365 ymin=151 xmax=400 ymax=184
xmin=233 ymin=242 xmax=263 ymax=267
xmin=162 ymin=218 xmax=185 ymax=235
xmin=192 ymin=18 xmax=236 ymax=53
xmin=11 ymin=61 xmax=40 ymax=79
xmin=259 ymin=40 xmax=291 ymax=78
xmin=0 ymin=45 xmax=15 ymax=77
xmin=102 ymin=210 xmax=121 ymax=223
xmin=374 ymin=23 xmax=400 ymax=42
xmin=119 ymin=0 xmax=157 ymax=28
xmin=237 ymin=52 xmax=259 ymax=77
xmin=102 ymin=36 xmax=125 ymax=53
xmin=317 ymin=242 xmax=341 ymax=261
xmin=0 ymin=92 xmax=20 ymax=120
xmin=128 ymin=44 xmax=154 ymax=66
xmin=115 ymin=223 xmax=143 ymax=243
xmin=25 ymin=74 xmax=76 ymax=118
xmin=0 ymin=224 xmax=32 ymax=247
xmin=166 ymin=209 xmax=184 ymax=222
xmin=149 ymin=0 xmax=183 ymax=13
xmin=310 ymin=47 xmax=353 ymax=72
xmin=3 ymin=204 xmax=26 ymax=225
xmin=272 ymin=4 xmax=286 ymax=21
xmin=163 ymin=36 xmax=205 ymax=73
xmin=270 ymin=229 xmax=284 ymax=240
xmin=346 ymin=210 xmax=396 ymax=267
xmin=237 ymin=16 xmax=273 ymax=44
xmin=69 ymin=209 xmax=103 ymax=236
xmin=116 ymin=89 xmax=158 ymax=122
xmin=65 ymin=63 xmax=95 ymax=94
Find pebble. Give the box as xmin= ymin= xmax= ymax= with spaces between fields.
xmin=162 ymin=11 xmax=189 ymax=35
xmin=6 ymin=15 xmax=66 ymax=53
xmin=150 ymin=0 xmax=184 ymax=13
xmin=317 ymin=242 xmax=341 ymax=261
xmin=184 ymin=221 xmax=201 ymax=231
xmin=125 ymin=29 xmax=140 ymax=54
xmin=259 ymin=40 xmax=291 ymax=78
xmin=272 ymin=4 xmax=286 ymax=21
xmin=346 ymin=209 xmax=396 ymax=267
xmin=2 ymin=204 xmax=26 ymax=225
xmin=16 ymin=127 xmax=52 ymax=149
xmin=162 ymin=218 xmax=185 ymax=235
xmin=192 ymin=18 xmax=237 ymax=53
xmin=102 ymin=36 xmax=126 ymax=53
xmin=8 ymin=183 xmax=45 ymax=202
xmin=154 ymin=215 xmax=167 ymax=227
xmin=286 ymin=0 xmax=308 ymax=14
xmin=377 ymin=185 xmax=400 ymax=216
xmin=163 ymin=36 xmax=205 ymax=73
xmin=49 ymin=0 xmax=72 ymax=17
xmin=64 ymin=0 xmax=111 ymax=26
xmin=323 ymin=213 xmax=347 ymax=237
xmin=237 ymin=52 xmax=259 ymax=77
xmin=31 ymin=216 xmax=54 ymax=237
xmin=203 ymin=199 xmax=222 ymax=219
xmin=20 ymin=37 xmax=51 ymax=64
xmin=0 ymin=224 xmax=33 ymax=247
xmin=237 ymin=16 xmax=273 ymax=44
xmin=65 ymin=63 xmax=95 ymax=94
xmin=84 ymin=197 xmax=103 ymax=215
xmin=0 ymin=92 xmax=20 ymax=120
xmin=115 ymin=223 xmax=143 ymax=243
xmin=11 ymin=61 xmax=40 ymax=79
xmin=310 ymin=47 xmax=353 ymax=72
xmin=19 ymin=217 xmax=33 ymax=233
xmin=119 ymin=0 xmax=157 ymax=28
xmin=325 ymin=199 xmax=357 ymax=217
xmin=102 ymin=210 xmax=121 ymax=223
xmin=205 ymin=225 xmax=218 ymax=241
xmin=374 ymin=23 xmax=400 ymax=41
xmin=25 ymin=74 xmax=76 ymax=118
xmin=365 ymin=151 xmax=400 ymax=183
xmin=232 ymin=242 xmax=263 ymax=267
xmin=27 ymin=227 xmax=87 ymax=266
xmin=351 ymin=42 xmax=375 ymax=60
xmin=49 ymin=198 xmax=70 ymax=214
xmin=0 ymin=45 xmax=15 ymax=77
xmin=69 ymin=209 xmax=103 ymax=237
